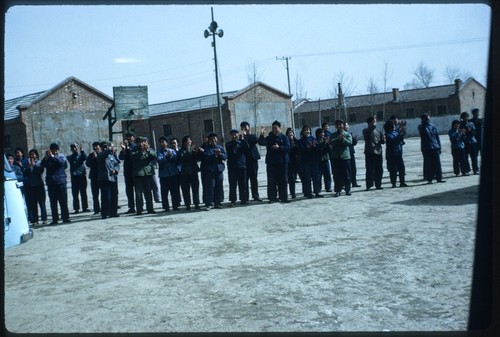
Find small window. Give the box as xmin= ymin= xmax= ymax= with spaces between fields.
xmin=405 ymin=108 xmax=415 ymax=119
xmin=163 ymin=124 xmax=172 ymax=137
xmin=436 ymin=105 xmax=447 ymax=116
xmin=349 ymin=113 xmax=357 ymax=123
xmin=204 ymin=119 xmax=214 ymax=134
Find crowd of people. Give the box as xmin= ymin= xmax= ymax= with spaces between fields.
xmin=6 ymin=108 xmax=482 ymax=226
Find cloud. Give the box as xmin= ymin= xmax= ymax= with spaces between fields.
xmin=114 ymin=58 xmax=141 ymax=64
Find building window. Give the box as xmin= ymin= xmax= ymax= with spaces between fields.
xmin=436 ymin=105 xmax=447 ymax=116
xmin=163 ymin=124 xmax=172 ymax=137
xmin=5 ymin=134 xmax=11 ymax=148
xmin=405 ymin=108 xmax=415 ymax=119
xmin=349 ymin=113 xmax=357 ymax=123
xmin=376 ymin=110 xmax=384 ymax=121
xmin=204 ymin=119 xmax=214 ymax=134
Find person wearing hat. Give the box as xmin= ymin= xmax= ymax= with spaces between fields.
xmin=201 ymin=133 xmax=227 ymax=209
xmin=130 ymin=136 xmax=157 ymax=215
xmin=258 ymin=120 xmax=291 ymax=203
xmin=226 ymin=129 xmax=249 ymax=206
xmin=418 ymin=113 xmax=445 ymax=184
xmin=459 ymin=111 xmax=478 ymax=175
xmin=362 ymin=116 xmax=385 ymax=191
xmin=119 ymin=131 xmax=138 ymax=214
xmin=240 ymin=121 xmax=262 ymax=202
xmin=85 ymin=141 xmax=102 ymax=215
xmin=67 ymin=142 xmax=90 ymax=214
xmin=97 ymin=141 xmax=120 ymax=219
xmin=41 ymin=142 xmax=71 ymax=224
xmin=156 ymin=136 xmax=181 ymax=212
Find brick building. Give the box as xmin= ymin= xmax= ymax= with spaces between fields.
xmin=293 ymin=78 xmax=486 ymax=133
xmin=124 ymin=81 xmax=293 ymax=146
xmin=4 ymin=77 xmax=116 ymax=155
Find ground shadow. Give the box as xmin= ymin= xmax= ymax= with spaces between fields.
xmin=392 ymin=185 xmax=479 ymax=206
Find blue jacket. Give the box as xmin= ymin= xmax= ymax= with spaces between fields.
xmin=23 ymin=160 xmax=45 ymax=187
xmin=226 ymin=139 xmax=249 ymax=169
xmin=298 ymin=135 xmax=321 ymax=163
xmin=459 ymin=120 xmax=477 ymax=144
xmin=448 ymin=128 xmax=465 ymax=149
xmin=418 ymin=121 xmax=441 ymax=151
xmin=385 ymin=130 xmax=404 ymax=157
xmin=67 ymin=150 xmax=87 ymax=176
xmin=41 ymin=153 xmax=68 ymax=186
xmin=156 ymin=147 xmax=180 ymax=177
xmin=242 ymin=133 xmax=261 ymax=161
xmin=202 ymin=145 xmax=227 ymax=172
xmin=258 ymin=132 xmax=290 ymax=165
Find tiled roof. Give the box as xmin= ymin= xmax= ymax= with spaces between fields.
xmin=149 ymin=91 xmax=238 ymax=117
xmin=4 ymin=91 xmax=47 ymax=120
xmin=294 ymin=82 xmax=460 ymax=113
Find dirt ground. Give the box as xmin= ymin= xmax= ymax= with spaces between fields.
xmin=4 ymin=136 xmax=480 ymax=333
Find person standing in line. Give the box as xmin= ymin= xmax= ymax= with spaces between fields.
xmin=343 ymin=122 xmax=360 ymax=188
xmin=363 ymin=116 xmax=385 ymax=190
xmin=67 ymin=143 xmax=90 ymax=214
xmin=418 ymin=113 xmax=445 ymax=184
xmin=201 ymin=133 xmax=227 ymax=210
xmin=41 ymin=143 xmax=71 ymax=224
xmin=321 ymin=122 xmax=333 ymax=192
xmin=156 ymin=136 xmax=181 ymax=212
xmin=13 ymin=147 xmax=29 ymax=170
xmin=6 ymin=153 xmax=24 ymax=182
xmin=85 ymin=142 xmax=102 ymax=215
xmin=460 ymin=111 xmax=479 ymax=175
xmin=327 ymin=120 xmax=352 ymax=197
xmin=384 ymin=120 xmax=408 ymax=188
xmin=448 ymin=120 xmax=469 ymax=176
xmin=298 ymin=126 xmax=323 ymax=198
xmin=315 ymin=128 xmax=332 ymax=193
xmin=177 ymin=135 xmax=201 ymax=210
xmin=240 ymin=121 xmax=262 ymax=202
xmin=258 ymin=120 xmax=290 ymax=203
xmin=470 ymin=108 xmax=483 ymax=156
xmin=23 ymin=149 xmax=48 ymax=225
xmin=97 ymin=141 xmax=120 ymax=219
xmin=119 ymin=132 xmax=137 ymax=214
xmin=130 ymin=137 xmax=157 ymax=215
xmin=285 ymin=128 xmax=300 ymax=199
xmin=226 ymin=129 xmax=249 ymax=206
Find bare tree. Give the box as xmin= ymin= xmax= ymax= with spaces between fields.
xmin=404 ymin=62 xmax=434 ymax=89
xmin=444 ymin=65 xmax=473 ymax=83
xmin=328 ymin=72 xmax=356 ymax=97
xmin=294 ymin=72 xmax=307 ymax=101
xmin=367 ymin=77 xmax=380 ymax=94
xmin=246 ymin=62 xmax=264 ymax=131
xmin=382 ymin=61 xmax=393 ymax=92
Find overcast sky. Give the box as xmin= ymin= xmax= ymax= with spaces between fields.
xmin=4 ymin=3 xmax=491 ymax=105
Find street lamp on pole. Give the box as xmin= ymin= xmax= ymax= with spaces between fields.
xmin=204 ymin=7 xmax=225 ymax=141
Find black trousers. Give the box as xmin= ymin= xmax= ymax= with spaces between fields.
xmin=160 ymin=176 xmax=181 ymax=210
xmin=365 ymin=153 xmax=383 ymax=188
xmin=71 ymin=174 xmax=88 ymax=211
xmin=89 ymin=178 xmax=100 ymax=213
xmin=228 ymin=167 xmax=248 ymax=203
xmin=386 ymin=154 xmax=406 ymax=185
xmin=452 ymin=148 xmax=468 ymax=175
xmin=422 ymin=149 xmax=443 ymax=182
xmin=47 ymin=183 xmax=70 ymax=222
xmin=266 ymin=163 xmax=288 ymax=202
xmin=133 ymin=176 xmax=154 ymax=213
xmin=247 ymin=159 xmax=260 ymax=199
xmin=332 ymin=158 xmax=351 ymax=192
xmin=179 ymin=173 xmax=200 ymax=207
xmin=124 ymin=171 xmax=135 ymax=210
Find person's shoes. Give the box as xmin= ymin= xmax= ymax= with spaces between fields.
xmin=427 ymin=181 xmax=433 ymax=184
xmin=110 ymin=214 xmax=120 ymax=218
xmin=41 ymin=220 xmax=48 ymax=225
xmin=325 ymin=189 xmax=332 ymax=192
xmin=93 ymin=211 xmax=100 ymax=215
xmin=315 ymin=194 xmax=324 ymax=198
xmin=376 ymin=186 xmax=383 ymax=190
xmin=291 ymin=194 xmax=296 ymax=199
xmin=82 ymin=209 xmax=91 ymax=213
xmin=147 ymin=210 xmax=157 ymax=214
xmin=334 ymin=192 xmax=340 ymax=197
xmin=281 ymin=200 xmax=291 ymax=203
xmin=462 ymin=173 xmax=470 ymax=176
xmin=253 ymin=198 xmax=263 ymax=202
xmin=125 ymin=208 xmax=136 ymax=214
xmin=268 ymin=200 xmax=276 ymax=204
xmin=241 ymin=201 xmax=249 ymax=205
xmin=214 ymin=204 xmax=222 ymax=209
xmin=186 ymin=205 xmax=191 ymax=211
xmin=62 ymin=219 xmax=71 ymax=224
xmin=195 ymin=205 xmax=200 ymax=210
xmin=345 ymin=191 xmax=352 ymax=196
xmin=437 ymin=180 xmax=446 ymax=183
xmin=392 ymin=184 xmax=397 ymax=188
xmin=49 ymin=221 xmax=59 ymax=225
xmin=136 ymin=211 xmax=143 ymax=216
xmin=306 ymin=194 xmax=314 ymax=199
xmin=352 ymin=184 xmax=361 ymax=188
xmin=400 ymin=183 xmax=409 ymax=187
xmin=228 ymin=202 xmax=235 ymax=207
xmin=474 ymin=172 xmax=479 ymax=175
xmin=73 ymin=210 xmax=80 ymax=214
xmin=365 ymin=187 xmax=372 ymax=191
xmin=101 ymin=216 xmax=108 ymax=219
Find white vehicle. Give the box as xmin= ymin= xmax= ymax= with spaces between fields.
xmin=4 ymin=155 xmax=33 ymax=249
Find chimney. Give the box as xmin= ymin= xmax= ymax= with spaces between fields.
xmin=454 ymin=79 xmax=461 ymax=94
xmin=337 ymin=82 xmax=344 ymax=107
xmin=392 ymin=88 xmax=399 ymax=102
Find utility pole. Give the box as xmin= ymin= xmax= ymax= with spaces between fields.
xmin=276 ymin=56 xmax=294 ymax=129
